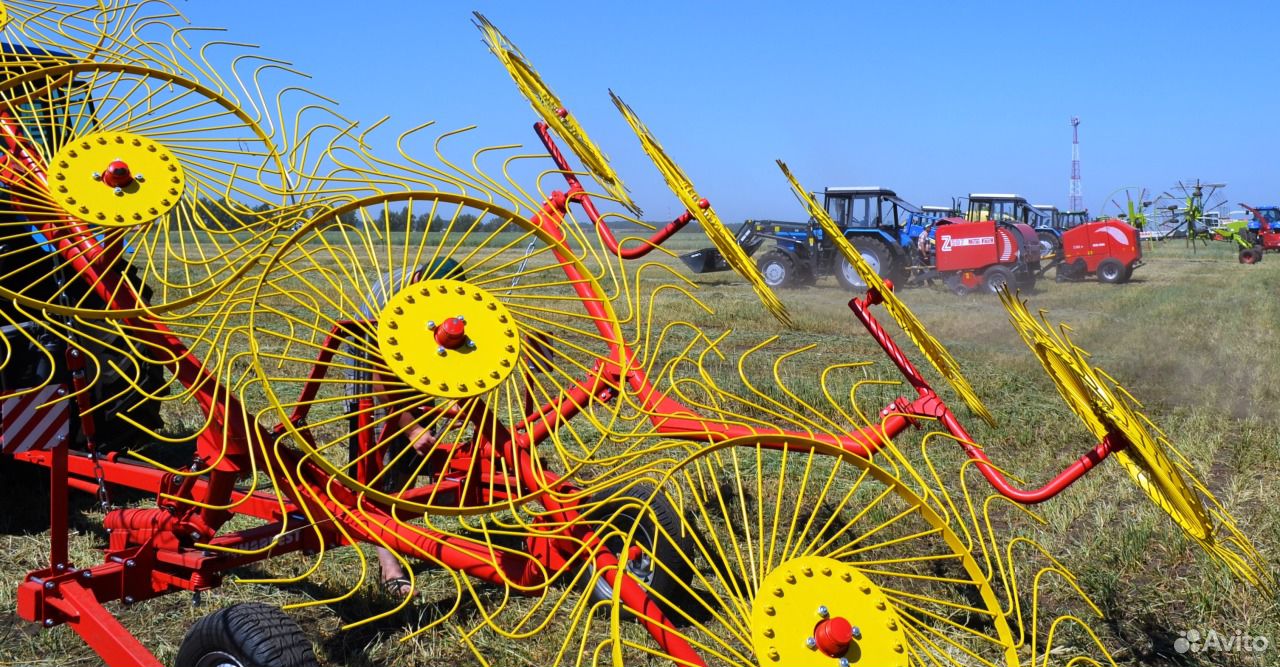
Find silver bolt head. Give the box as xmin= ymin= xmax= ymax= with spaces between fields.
xmin=91 ymin=171 xmax=101 ymax=180
xmin=817 ymin=605 xmax=829 ymax=617
xmin=426 ymin=320 xmax=436 ymax=330
xmin=805 ymin=637 xmax=817 ymax=650
xmin=437 ymin=346 xmax=446 ymax=356
xmin=113 ymin=187 xmax=123 ymax=196
xmin=852 ymin=625 xmax=862 ymax=640
xmin=839 ymin=659 xmax=850 ymax=667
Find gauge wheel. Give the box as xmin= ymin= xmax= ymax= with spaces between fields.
xmin=175 ymin=603 xmax=317 ymax=667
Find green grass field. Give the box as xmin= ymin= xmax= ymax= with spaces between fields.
xmin=1 ymin=236 xmax=1277 ymax=666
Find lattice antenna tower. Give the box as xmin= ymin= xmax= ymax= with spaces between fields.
xmin=1069 ymin=116 xmax=1082 ymax=212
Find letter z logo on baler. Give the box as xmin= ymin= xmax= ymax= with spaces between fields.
xmin=936 ymin=224 xmax=999 ymax=272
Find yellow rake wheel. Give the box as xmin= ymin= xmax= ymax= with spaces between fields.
xmin=777 ymin=160 xmax=995 ymax=427
xmin=1000 ymin=290 xmax=1270 ymax=589
xmin=612 ymin=92 xmax=792 ymax=328
xmin=474 ymin=13 xmax=639 ymax=216
xmin=621 ymin=439 xmax=1018 ymax=667
xmin=999 ymin=290 xmax=1209 ymax=537
xmin=247 ymin=191 xmax=631 ymax=515
xmin=0 ymin=62 xmax=298 ymax=318
xmin=0 ymin=1 xmax=137 ymax=66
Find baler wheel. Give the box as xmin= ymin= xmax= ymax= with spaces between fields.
xmin=982 ymin=265 xmax=1014 ymax=294
xmin=1097 ymin=258 xmax=1126 ymax=284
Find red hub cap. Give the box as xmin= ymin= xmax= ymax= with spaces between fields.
xmin=813 ymin=616 xmax=854 ymax=657
xmin=434 ymin=317 xmax=467 ymax=349
xmin=102 ymin=160 xmax=134 ymax=188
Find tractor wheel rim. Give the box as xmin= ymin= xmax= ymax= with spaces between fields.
xmin=842 ymin=258 xmax=870 ymax=288
xmin=763 ymin=262 xmax=786 ymax=285
xmin=194 ymin=652 xmax=243 ymax=667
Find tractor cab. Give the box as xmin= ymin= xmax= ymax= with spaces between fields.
xmin=1246 ymin=205 xmax=1279 ymax=232
xmin=966 ymin=194 xmax=1044 ymax=225
xmin=822 ymin=186 xmax=927 ymax=249
xmin=1057 ymin=210 xmax=1090 ymax=230
xmin=1035 ymin=207 xmax=1091 ymax=232
xmin=1033 ymin=204 xmax=1059 ymax=227
xmin=968 ymin=193 xmax=1059 ymax=256
xmin=920 ymin=204 xmax=957 ymax=227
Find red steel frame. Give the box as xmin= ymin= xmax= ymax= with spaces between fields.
xmin=0 ymin=113 xmax=1133 ymax=667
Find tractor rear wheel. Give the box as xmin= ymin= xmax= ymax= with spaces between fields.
xmin=1239 ymin=247 xmax=1262 ymax=264
xmin=981 ymin=265 xmax=1014 ymax=294
xmin=175 ymin=603 xmax=317 ymax=667
xmin=756 ymin=250 xmax=798 ymax=288
xmin=836 ymin=237 xmax=897 ymax=291
xmin=1097 ymin=258 xmax=1126 ymax=284
xmin=1036 ymin=230 xmax=1060 ymax=258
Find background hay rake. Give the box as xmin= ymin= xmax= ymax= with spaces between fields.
xmin=0 ymin=3 xmax=1269 ymax=667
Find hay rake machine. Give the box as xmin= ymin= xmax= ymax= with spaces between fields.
xmin=0 ymin=4 xmax=1270 ymax=667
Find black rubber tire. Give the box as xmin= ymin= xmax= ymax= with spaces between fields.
xmin=981 ymin=265 xmax=1014 ymax=295
xmin=1121 ymin=264 xmax=1136 ymax=282
xmin=944 ymin=274 xmax=972 ymax=295
xmin=835 ymin=236 xmax=897 ymax=291
xmin=756 ymin=250 xmax=796 ymax=289
xmin=1239 ymin=248 xmax=1262 ymax=265
xmin=1036 ymin=230 xmax=1060 ymax=258
xmin=175 ymin=603 xmax=318 ymax=667
xmin=584 ymin=483 xmax=693 ymax=615
xmin=1097 ymin=258 xmax=1126 ymax=284
xmin=1054 ymin=259 xmax=1085 ymax=283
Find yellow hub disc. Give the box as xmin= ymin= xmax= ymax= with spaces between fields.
xmin=376 ymin=278 xmax=521 ymax=399
xmin=47 ymin=131 xmax=185 ymax=227
xmin=751 ymin=556 xmax=907 ymax=667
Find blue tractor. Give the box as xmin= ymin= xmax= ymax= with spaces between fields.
xmin=679 ymin=187 xmax=927 ymax=289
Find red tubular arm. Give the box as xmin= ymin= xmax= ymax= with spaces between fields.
xmin=533 ymin=122 xmax=694 ymax=259
xmin=849 ymin=290 xmax=1122 ymax=504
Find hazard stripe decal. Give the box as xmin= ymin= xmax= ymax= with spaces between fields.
xmin=1 ymin=385 xmax=70 ymax=455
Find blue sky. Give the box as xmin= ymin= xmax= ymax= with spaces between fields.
xmin=178 ymin=1 xmax=1278 ymax=222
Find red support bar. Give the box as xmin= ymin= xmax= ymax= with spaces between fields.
xmin=534 ymin=122 xmax=694 ymax=259
xmin=45 ymin=580 xmax=163 ymax=667
xmin=848 ymin=289 xmax=1124 ymax=504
